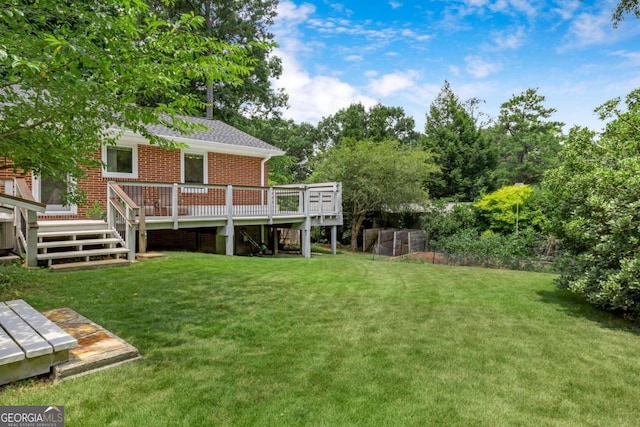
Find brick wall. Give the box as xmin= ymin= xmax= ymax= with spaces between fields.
xmin=1 ymin=143 xmax=270 ymax=219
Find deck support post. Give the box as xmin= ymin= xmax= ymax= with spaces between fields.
xmin=224 ymin=185 xmax=234 ymax=255
xmin=273 ymin=227 xmax=278 ymax=255
xmin=300 ymin=188 xmax=312 ymax=258
xmin=331 ymin=225 xmax=337 ymax=255
xmin=26 ymin=210 xmax=39 ymax=268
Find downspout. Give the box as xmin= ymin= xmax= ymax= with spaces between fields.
xmin=260 ymin=155 xmax=272 ymax=187
xmin=260 ymin=155 xmax=272 ymax=245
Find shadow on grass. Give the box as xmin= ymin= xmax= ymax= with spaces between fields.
xmin=537 ymin=288 xmax=640 ymax=335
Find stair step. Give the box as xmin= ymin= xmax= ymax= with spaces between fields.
xmin=48 ymin=259 xmax=131 ymax=272
xmin=38 ymin=220 xmax=107 ymax=233
xmin=38 ymin=229 xmax=114 ymax=239
xmin=38 ymin=238 xmax=123 ymax=249
xmin=37 ymin=247 xmax=130 ymax=261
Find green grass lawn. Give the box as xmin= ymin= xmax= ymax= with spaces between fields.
xmin=1 ymin=252 xmax=639 ymax=426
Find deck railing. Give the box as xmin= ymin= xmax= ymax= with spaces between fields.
xmin=106 ymin=182 xmax=141 ymax=261
xmin=113 ymin=181 xmax=342 ymax=223
xmin=8 ymin=178 xmax=46 ymax=267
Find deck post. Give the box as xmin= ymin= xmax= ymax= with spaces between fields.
xmin=267 ymin=187 xmax=274 ymax=223
xmin=331 ymin=225 xmax=337 ymax=255
xmin=225 ymin=185 xmax=234 ymax=255
xmin=172 ymin=183 xmax=179 ymax=230
xmin=26 ymin=210 xmax=39 ymax=268
xmin=301 ymin=188 xmax=311 ymax=258
xmin=138 ymin=209 xmax=147 ymax=254
xmin=126 ymin=205 xmax=137 ymax=261
xmin=273 ymin=227 xmax=278 ymax=255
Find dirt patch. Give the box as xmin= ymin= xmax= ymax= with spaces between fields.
xmin=401 ymin=251 xmax=448 ymax=264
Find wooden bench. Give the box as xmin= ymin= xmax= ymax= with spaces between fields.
xmin=0 ymin=300 xmax=78 ymax=386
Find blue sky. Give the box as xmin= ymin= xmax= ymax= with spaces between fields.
xmin=269 ymin=0 xmax=640 ymax=132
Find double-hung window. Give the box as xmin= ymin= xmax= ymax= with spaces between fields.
xmin=181 ymin=152 xmax=208 ymax=192
xmin=184 ymin=153 xmax=205 ymax=184
xmin=102 ymin=144 xmax=138 ymax=178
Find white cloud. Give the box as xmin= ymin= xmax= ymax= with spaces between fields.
xmin=559 ymin=12 xmax=612 ymax=50
xmin=276 ymin=1 xmax=315 ymax=25
xmin=449 ymin=65 xmax=461 ymax=76
xmin=488 ymin=0 xmax=537 ymax=17
xmin=368 ymin=70 xmax=421 ymax=97
xmin=272 ymin=49 xmax=377 ymax=124
xmin=609 ymin=50 xmax=640 ymax=66
xmin=389 ymin=1 xmax=403 ymax=9
xmin=551 ymin=0 xmax=581 ymax=20
xmin=346 ymin=55 xmax=363 ymax=62
xmin=465 ymin=56 xmax=502 ymax=78
xmin=401 ymin=29 xmax=432 ymax=42
xmin=462 ymin=0 xmax=490 ymax=7
xmin=491 ymin=27 xmax=526 ymax=50
xmin=271 ymin=1 xmax=377 ymax=124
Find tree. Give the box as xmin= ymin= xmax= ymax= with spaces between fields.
xmin=1 ymin=0 xmax=256 ymax=203
xmin=473 ymin=184 xmax=534 ymax=235
xmin=149 ymin=0 xmax=286 ymax=122
xmin=612 ymin=0 xmax=640 ymax=27
xmin=311 ymin=139 xmax=437 ymax=251
xmin=233 ymin=116 xmax=317 ymax=183
xmin=315 ymin=103 xmax=420 ymax=152
xmin=493 ymin=88 xmax=563 ymax=186
xmin=423 ymin=81 xmax=497 ymax=201
xmin=544 ymin=88 xmax=640 ymax=319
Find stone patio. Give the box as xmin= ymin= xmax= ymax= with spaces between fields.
xmin=43 ymin=308 xmax=141 ymax=381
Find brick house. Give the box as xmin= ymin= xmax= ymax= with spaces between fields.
xmin=0 ymin=117 xmax=342 ymax=267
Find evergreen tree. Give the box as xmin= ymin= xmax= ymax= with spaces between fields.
xmin=424 ymin=81 xmax=497 ymax=201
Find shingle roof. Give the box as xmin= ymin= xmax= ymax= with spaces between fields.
xmin=141 ymin=116 xmax=281 ymax=153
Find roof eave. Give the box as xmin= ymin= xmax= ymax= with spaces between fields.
xmin=106 ymin=128 xmax=285 ymax=158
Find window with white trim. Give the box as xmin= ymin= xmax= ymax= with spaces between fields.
xmin=32 ymin=174 xmax=77 ymax=215
xmin=181 ymin=152 xmax=208 ymax=193
xmin=102 ymin=144 xmax=137 ymax=178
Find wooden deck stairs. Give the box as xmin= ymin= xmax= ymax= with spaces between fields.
xmin=37 ymin=221 xmax=130 ymax=270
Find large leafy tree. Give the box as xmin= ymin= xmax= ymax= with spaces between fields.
xmin=544 ymin=89 xmax=640 ymax=319
xmin=149 ymin=0 xmax=286 ymax=122
xmin=423 ymin=81 xmax=497 ymax=201
xmin=493 ymin=88 xmax=563 ymax=186
xmin=311 ymin=138 xmax=437 ymax=251
xmin=315 ymin=103 xmax=420 ymax=152
xmin=1 ymin=0 xmax=256 ymax=203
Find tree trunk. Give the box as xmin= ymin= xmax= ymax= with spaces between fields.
xmin=205 ymin=2 xmax=214 ymax=120
xmin=350 ymin=213 xmax=366 ymax=252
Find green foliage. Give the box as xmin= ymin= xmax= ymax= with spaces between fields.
xmin=0 ymin=264 xmax=31 ymax=299
xmin=148 ymin=0 xmax=285 ymax=121
xmin=612 ymin=0 xmax=640 ymax=27
xmin=474 ymin=184 xmax=533 ymax=234
xmin=422 ymin=201 xmax=478 ymax=246
xmin=235 ymin=116 xmax=317 ymax=183
xmin=316 ymin=103 xmax=420 ymax=152
xmin=435 ymin=228 xmax=551 ymax=271
xmin=0 ymin=0 xmax=257 ymax=203
xmin=311 ymin=138 xmax=437 ymax=250
xmin=544 ymin=88 xmax=640 ymax=319
xmin=423 ymin=81 xmax=497 ymax=201
xmin=492 ymin=88 xmax=564 ymax=186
